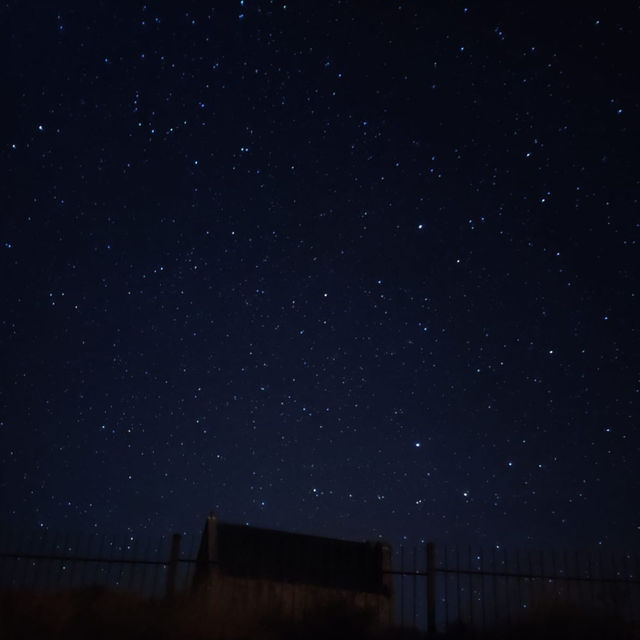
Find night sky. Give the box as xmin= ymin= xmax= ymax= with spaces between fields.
xmin=2 ymin=1 xmax=638 ymax=551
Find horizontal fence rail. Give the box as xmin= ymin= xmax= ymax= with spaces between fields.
xmin=1 ymin=528 xmax=639 ymax=636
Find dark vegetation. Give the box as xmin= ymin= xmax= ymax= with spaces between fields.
xmin=0 ymin=586 xmax=637 ymax=640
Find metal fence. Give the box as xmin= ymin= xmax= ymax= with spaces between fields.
xmin=1 ymin=528 xmax=639 ymax=636
xmin=392 ymin=542 xmax=640 ymax=634
xmin=0 ymin=528 xmax=201 ymax=598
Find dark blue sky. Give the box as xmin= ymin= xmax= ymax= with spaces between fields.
xmin=2 ymin=1 xmax=638 ymax=551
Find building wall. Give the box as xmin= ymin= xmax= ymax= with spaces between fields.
xmin=192 ymin=514 xmax=394 ymax=631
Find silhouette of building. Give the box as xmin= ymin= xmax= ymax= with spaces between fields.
xmin=192 ymin=513 xmax=393 ymax=629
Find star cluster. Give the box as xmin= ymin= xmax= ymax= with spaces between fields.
xmin=2 ymin=1 xmax=638 ymax=549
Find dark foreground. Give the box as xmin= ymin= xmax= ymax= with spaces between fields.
xmin=1 ymin=587 xmax=637 ymax=640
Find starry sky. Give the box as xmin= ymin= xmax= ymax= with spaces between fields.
xmin=2 ymin=1 xmax=638 ymax=551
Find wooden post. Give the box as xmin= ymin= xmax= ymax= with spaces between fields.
xmin=426 ymin=542 xmax=436 ymax=635
xmin=166 ymin=533 xmax=182 ymax=598
xmin=381 ymin=542 xmax=394 ymax=627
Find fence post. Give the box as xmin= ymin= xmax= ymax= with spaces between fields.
xmin=166 ymin=533 xmax=182 ymax=598
xmin=381 ymin=543 xmax=394 ymax=627
xmin=426 ymin=542 xmax=437 ymax=635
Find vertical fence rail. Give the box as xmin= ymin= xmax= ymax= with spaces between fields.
xmin=412 ymin=546 xmax=417 ymax=628
xmin=426 ymin=541 xmax=436 ymax=635
xmin=399 ymin=544 xmax=404 ymax=628
xmin=479 ymin=548 xmax=486 ymax=633
xmin=503 ymin=548 xmax=511 ymax=626
xmin=443 ymin=543 xmax=449 ymax=630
